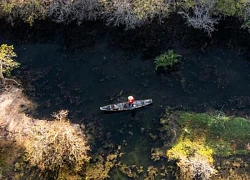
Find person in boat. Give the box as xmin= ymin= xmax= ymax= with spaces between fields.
xmin=111 ymin=104 xmax=119 ymax=110
xmin=128 ymin=96 xmax=135 ymax=107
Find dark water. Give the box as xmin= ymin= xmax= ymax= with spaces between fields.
xmin=1 ymin=19 xmax=250 ymax=179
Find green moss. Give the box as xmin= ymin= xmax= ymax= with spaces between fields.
xmin=216 ymin=0 xmax=247 ymax=16
xmin=167 ymin=138 xmax=214 ymax=163
xmin=168 ymin=112 xmax=250 ymax=160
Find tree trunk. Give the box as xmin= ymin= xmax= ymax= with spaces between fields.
xmin=0 ymin=60 xmax=20 ymax=87
xmin=0 ymin=60 xmax=6 ymax=85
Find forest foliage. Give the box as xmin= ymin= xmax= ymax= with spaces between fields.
xmin=1 ymin=0 xmax=250 ymax=34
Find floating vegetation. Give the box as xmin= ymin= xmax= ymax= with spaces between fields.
xmin=155 ymin=50 xmax=181 ymax=71
xmin=165 ymin=111 xmax=250 ymax=179
xmin=151 ymin=148 xmax=165 ymax=161
xmin=85 ymin=151 xmax=122 ymax=179
xmin=118 ymin=163 xmax=143 ymax=179
xmin=144 ymin=166 xmax=158 ymax=180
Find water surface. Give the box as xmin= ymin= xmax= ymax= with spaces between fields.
xmin=1 ymin=21 xmax=250 ymax=179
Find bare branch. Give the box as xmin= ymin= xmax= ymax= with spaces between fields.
xmin=52 ymin=109 xmax=69 ymax=121
xmin=46 ymin=0 xmax=75 ymax=24
xmin=104 ymin=0 xmax=143 ymax=30
xmin=178 ymin=0 xmax=219 ymax=36
xmin=73 ymin=0 xmax=102 ymax=22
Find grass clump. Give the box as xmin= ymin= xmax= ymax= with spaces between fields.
xmin=155 ymin=50 xmax=181 ymax=71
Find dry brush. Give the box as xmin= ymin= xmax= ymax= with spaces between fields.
xmin=0 ymin=87 xmax=90 ymax=173
xmin=177 ymin=153 xmax=216 ymax=180
xmin=25 ymin=110 xmax=90 ymax=171
xmin=178 ymin=0 xmax=219 ymax=35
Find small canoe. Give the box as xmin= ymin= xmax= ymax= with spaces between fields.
xmin=100 ymin=99 xmax=153 ymax=112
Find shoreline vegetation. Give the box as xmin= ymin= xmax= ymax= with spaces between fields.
xmin=165 ymin=111 xmax=250 ymax=179
xmin=0 ymin=0 xmax=250 ymax=35
xmin=0 ymin=88 xmax=90 ymax=179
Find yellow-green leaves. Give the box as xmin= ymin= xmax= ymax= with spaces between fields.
xmin=0 ymin=2 xmax=14 ymax=15
xmin=217 ymin=0 xmax=248 ymax=16
xmin=167 ymin=138 xmax=214 ymax=163
xmin=155 ymin=50 xmax=181 ymax=71
xmin=0 ymin=44 xmax=19 ymax=76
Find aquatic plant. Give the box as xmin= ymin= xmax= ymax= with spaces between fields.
xmin=154 ymin=50 xmax=181 ymax=71
xmin=176 ymin=112 xmax=250 ymax=156
xmin=166 ymin=111 xmax=250 ymax=179
xmin=118 ymin=163 xmax=143 ymax=179
xmin=144 ymin=166 xmax=158 ymax=180
xmin=151 ymin=148 xmax=164 ymax=161
xmin=85 ymin=153 xmax=120 ymax=179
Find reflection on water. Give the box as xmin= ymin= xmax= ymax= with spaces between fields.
xmin=1 ymin=22 xmax=250 ymax=179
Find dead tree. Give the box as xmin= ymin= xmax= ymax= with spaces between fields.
xmin=178 ymin=0 xmax=219 ymax=36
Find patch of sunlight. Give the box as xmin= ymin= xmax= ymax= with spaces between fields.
xmin=167 ymin=137 xmax=214 ymax=163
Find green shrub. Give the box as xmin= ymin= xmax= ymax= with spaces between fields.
xmin=0 ymin=2 xmax=14 ymax=15
xmin=0 ymin=44 xmax=19 ymax=77
xmin=217 ymin=0 xmax=247 ymax=16
xmin=154 ymin=50 xmax=181 ymax=71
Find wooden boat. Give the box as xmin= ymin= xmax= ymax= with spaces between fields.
xmin=100 ymin=99 xmax=153 ymax=112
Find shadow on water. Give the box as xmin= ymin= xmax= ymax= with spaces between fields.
xmin=102 ymin=110 xmax=136 ymax=117
xmin=101 ymin=109 xmax=136 ymax=119
xmin=1 ymin=16 xmax=250 ymax=179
